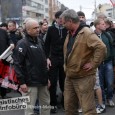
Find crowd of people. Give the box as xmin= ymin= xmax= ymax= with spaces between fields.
xmin=0 ymin=9 xmax=115 ymax=115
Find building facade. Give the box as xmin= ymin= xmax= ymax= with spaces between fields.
xmin=92 ymin=3 xmax=114 ymax=19
xmin=22 ymin=0 xmax=49 ymax=22
xmin=1 ymin=0 xmax=22 ymax=24
xmin=0 ymin=0 xmax=68 ymax=24
xmin=48 ymin=0 xmax=68 ymax=23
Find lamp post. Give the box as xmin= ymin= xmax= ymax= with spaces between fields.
xmin=110 ymin=0 xmax=115 ymax=19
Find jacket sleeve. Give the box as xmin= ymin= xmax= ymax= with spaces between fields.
xmin=44 ymin=27 xmax=51 ymax=58
xmin=87 ymin=33 xmax=107 ymax=68
xmin=13 ymin=41 xmax=27 ymax=85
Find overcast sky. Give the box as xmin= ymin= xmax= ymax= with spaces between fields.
xmin=58 ymin=0 xmax=112 ymax=19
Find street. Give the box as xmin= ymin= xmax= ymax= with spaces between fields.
xmin=0 ymin=90 xmax=115 ymax=115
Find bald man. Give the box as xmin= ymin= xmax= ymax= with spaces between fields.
xmin=13 ymin=19 xmax=50 ymax=115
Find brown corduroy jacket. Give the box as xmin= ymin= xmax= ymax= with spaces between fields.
xmin=64 ymin=27 xmax=107 ymax=78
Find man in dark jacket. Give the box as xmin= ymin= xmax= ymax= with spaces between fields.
xmin=13 ymin=19 xmax=50 ymax=115
xmin=0 ymin=28 xmax=10 ymax=55
xmin=0 ymin=28 xmax=10 ymax=99
xmin=94 ymin=18 xmax=115 ymax=107
xmin=0 ymin=27 xmax=14 ymax=99
xmin=45 ymin=10 xmax=67 ymax=113
xmin=8 ymin=20 xmax=22 ymax=46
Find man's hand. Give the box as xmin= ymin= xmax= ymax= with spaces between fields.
xmin=83 ymin=62 xmax=93 ymax=71
xmin=20 ymin=84 xmax=28 ymax=93
xmin=47 ymin=58 xmax=51 ymax=70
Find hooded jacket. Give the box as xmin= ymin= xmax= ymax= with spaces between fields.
xmin=45 ymin=23 xmax=67 ymax=60
xmin=8 ymin=30 xmax=22 ymax=46
xmin=64 ymin=25 xmax=106 ymax=78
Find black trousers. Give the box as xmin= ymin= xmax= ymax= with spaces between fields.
xmin=0 ymin=75 xmax=7 ymax=98
xmin=0 ymin=87 xmax=6 ymax=98
xmin=49 ymin=58 xmax=65 ymax=107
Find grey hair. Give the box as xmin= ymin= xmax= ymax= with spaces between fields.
xmin=60 ymin=9 xmax=80 ymax=23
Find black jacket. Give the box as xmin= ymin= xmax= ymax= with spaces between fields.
xmin=8 ymin=30 xmax=22 ymax=46
xmin=45 ymin=23 xmax=67 ymax=60
xmin=13 ymin=34 xmax=48 ymax=86
xmin=39 ymin=30 xmax=46 ymax=43
xmin=0 ymin=29 xmax=10 ymax=55
xmin=106 ymin=28 xmax=115 ymax=46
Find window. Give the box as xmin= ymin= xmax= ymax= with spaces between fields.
xmin=31 ymin=1 xmax=37 ymax=8
xmin=26 ymin=0 xmax=31 ymax=6
xmin=45 ymin=0 xmax=48 ymax=4
xmin=26 ymin=11 xmax=30 ymax=15
xmin=108 ymin=13 xmax=112 ymax=17
xmin=45 ymin=8 xmax=48 ymax=13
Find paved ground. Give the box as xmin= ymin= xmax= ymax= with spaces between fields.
xmin=53 ymin=95 xmax=115 ymax=115
xmin=0 ymin=90 xmax=115 ymax=115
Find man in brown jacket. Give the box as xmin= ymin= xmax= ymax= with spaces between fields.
xmin=60 ymin=9 xmax=107 ymax=115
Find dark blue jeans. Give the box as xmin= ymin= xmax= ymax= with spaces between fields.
xmin=99 ymin=60 xmax=114 ymax=103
